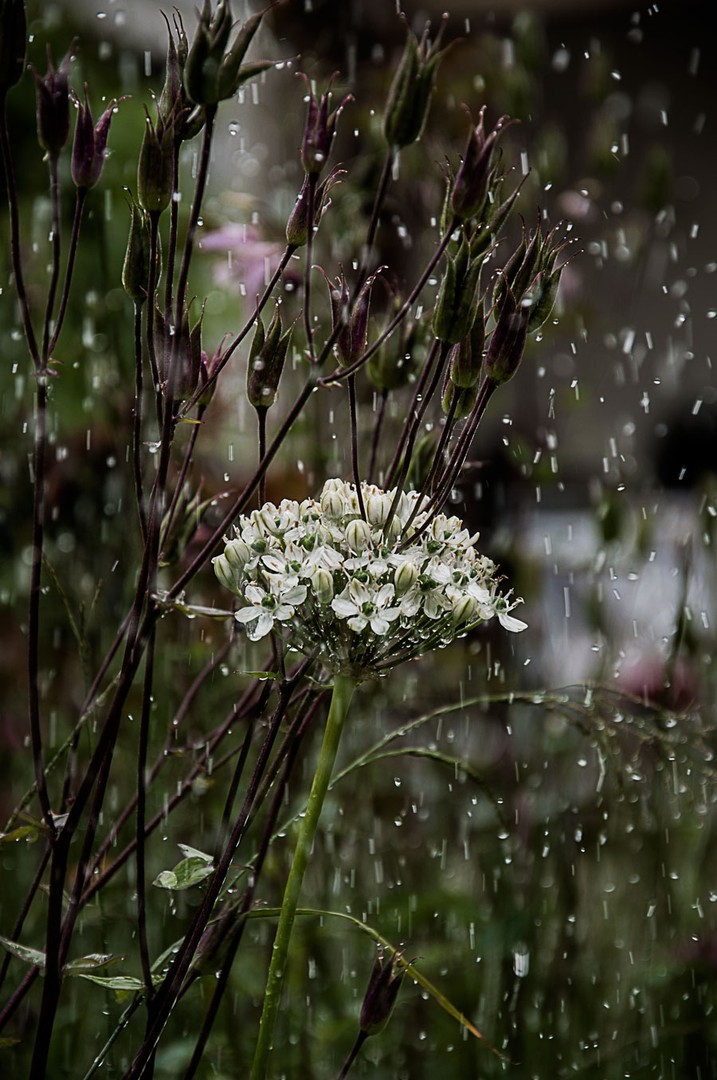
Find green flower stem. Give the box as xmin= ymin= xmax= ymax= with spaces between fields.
xmin=251 ymin=673 xmax=356 ymax=1080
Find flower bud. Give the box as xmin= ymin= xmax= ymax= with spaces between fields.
xmin=359 ymin=952 xmax=406 ymax=1036
xmin=71 ymin=89 xmax=119 ymax=190
xmin=433 ymin=235 xmax=483 ymax=345
xmin=484 ymin=281 xmax=530 ymax=386
xmin=346 ymin=518 xmax=371 ymax=553
xmin=122 ymin=198 xmax=159 ymax=304
xmin=285 ymin=168 xmax=343 ymax=248
xmin=320 ymin=489 xmax=345 ymax=519
xmin=442 ymin=379 xmax=477 ymax=420
xmin=451 ymin=594 xmax=478 ymax=625
xmin=137 ymin=109 xmax=174 ymax=214
xmin=246 ymin=304 xmax=292 ymax=411
xmin=335 ymin=273 xmax=377 ymax=369
xmin=212 ymin=552 xmax=237 ymax=592
xmin=366 ymin=491 xmax=391 ymax=527
xmin=383 ymin=19 xmax=449 ymax=149
xmin=31 ymin=45 xmax=72 ymax=158
xmin=224 ymin=535 xmax=252 ymax=573
xmin=299 ymin=74 xmax=352 ymax=177
xmin=0 ymin=0 xmax=26 ymax=95
xmin=311 ymin=567 xmax=334 ymax=605
xmin=447 ymin=309 xmax=484 ymax=390
xmin=394 ymin=560 xmax=418 ymax=596
xmin=450 ymin=108 xmax=511 ymax=223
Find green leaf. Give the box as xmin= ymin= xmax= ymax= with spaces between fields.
xmin=176 ymin=844 xmax=213 ymax=863
xmin=64 ymin=953 xmax=120 ymax=974
xmin=153 ymin=856 xmax=214 ymax=891
xmin=0 ymin=823 xmax=44 ymax=844
xmin=77 ymin=973 xmax=162 ymax=1002
xmin=0 ymin=936 xmax=46 ymax=971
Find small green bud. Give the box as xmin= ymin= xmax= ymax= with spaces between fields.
xmin=433 ymin=236 xmax=483 ymax=345
xmin=383 ymin=18 xmax=449 ymax=149
xmin=122 ymin=198 xmax=156 ymax=303
xmin=184 ymin=2 xmax=273 ymax=107
xmin=246 ymin=304 xmax=292 ymax=411
xmin=285 ymin=168 xmax=343 ymax=248
xmin=137 ymin=109 xmax=174 ymax=214
xmin=442 ymin=378 xmax=477 ymax=420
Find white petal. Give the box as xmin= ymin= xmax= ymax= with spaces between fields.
xmin=332 ymin=597 xmax=358 ymax=618
xmin=498 ymin=612 xmax=528 ymax=632
xmin=246 ymin=612 xmax=275 ymax=640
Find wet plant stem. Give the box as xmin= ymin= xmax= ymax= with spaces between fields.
xmin=303 ymin=174 xmax=318 ymax=364
xmin=348 ymin=375 xmax=367 ymax=519
xmin=47 ymin=189 xmax=87 ymax=357
xmin=136 ymin=633 xmax=157 ymax=998
xmin=336 ymin=1031 xmax=368 ymax=1079
xmin=42 ymin=155 xmax=61 ymax=362
xmin=367 ymin=389 xmax=388 ymax=484
xmin=133 ymin=300 xmax=148 ymax=539
xmin=250 ymin=674 xmax=357 ymax=1080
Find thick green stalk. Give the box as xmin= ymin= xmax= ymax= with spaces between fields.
xmin=251 ymin=673 xmax=357 ymax=1080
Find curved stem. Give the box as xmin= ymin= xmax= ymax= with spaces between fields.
xmin=250 ymin=673 xmax=356 ymax=1080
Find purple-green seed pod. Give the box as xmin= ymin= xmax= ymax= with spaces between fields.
xmin=31 ymin=45 xmax=72 ymax=157
xmin=71 ymin=89 xmax=118 ymax=190
xmin=246 ymin=304 xmax=291 ymax=411
xmin=359 ymin=952 xmax=406 ymax=1037
xmin=383 ymin=18 xmax=449 ymax=150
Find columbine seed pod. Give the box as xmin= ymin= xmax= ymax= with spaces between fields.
xmin=137 ymin=109 xmax=174 ymax=215
xmin=71 ymin=89 xmax=118 ymax=190
xmin=433 ymin=235 xmax=482 ymax=345
xmin=299 ymin=74 xmax=352 ymax=177
xmin=246 ymin=304 xmax=292 ymax=412
xmin=31 ymin=45 xmax=72 ymax=158
xmin=383 ymin=19 xmax=449 ymax=149
xmin=359 ymin=952 xmax=406 ymax=1037
xmin=451 ymin=108 xmax=511 ymax=223
xmin=122 ymin=198 xmax=156 ymax=304
xmin=442 ymin=379 xmax=477 ymax=420
xmin=484 ymin=281 xmax=530 ymax=386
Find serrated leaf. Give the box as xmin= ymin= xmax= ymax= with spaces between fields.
xmin=64 ymin=953 xmax=120 ymax=974
xmin=153 ymin=856 xmax=214 ymax=891
xmin=0 ymin=936 xmax=46 ymax=971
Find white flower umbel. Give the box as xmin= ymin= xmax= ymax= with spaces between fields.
xmin=229 ymin=480 xmax=527 ymax=1080
xmin=213 ymin=478 xmax=526 ymax=677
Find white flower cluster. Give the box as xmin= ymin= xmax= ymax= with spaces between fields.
xmin=213 ymin=479 xmax=526 ymax=677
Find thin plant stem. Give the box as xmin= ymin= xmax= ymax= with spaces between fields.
xmin=250 ymin=673 xmax=356 ymax=1080
xmin=136 ymin=633 xmax=157 ymax=998
xmin=0 ymin=843 xmax=51 ymax=997
xmin=257 ymin=407 xmax=267 ymax=505
xmin=181 ymin=694 xmax=322 ymax=1080
xmin=336 ymin=1031 xmax=368 ymax=1079
xmin=27 ymin=374 xmax=54 ymax=833
xmin=367 ymin=388 xmax=388 ymax=484
xmin=47 ymin=188 xmax=87 ymax=357
xmin=120 ymin=671 xmax=308 ymax=1079
xmin=41 ymin=154 xmax=61 ymax=363
xmin=363 ymin=148 xmax=394 ymax=261
xmin=302 ymin=173 xmax=318 ymax=364
xmin=132 ymin=300 xmax=148 ymax=539
xmin=348 ymin=375 xmax=366 ymax=518
xmin=384 ymin=337 xmax=441 ymax=488
xmin=320 ymin=215 xmax=459 ymax=385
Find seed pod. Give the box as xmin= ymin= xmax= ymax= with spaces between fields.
xmin=359 ymin=952 xmax=406 ymax=1037
xmin=246 ymin=305 xmax=292 ymax=411
xmin=383 ymin=18 xmax=449 ymax=149
xmin=31 ymin=45 xmax=72 ymax=158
